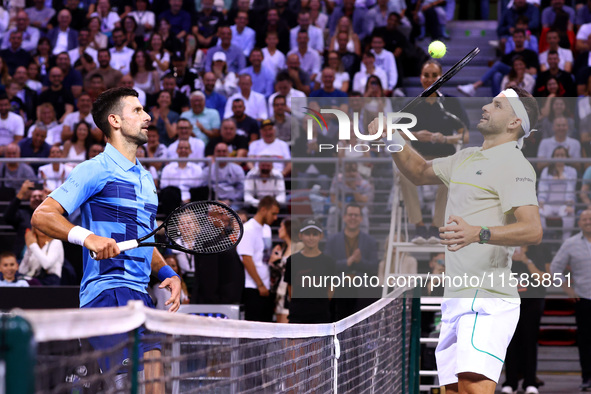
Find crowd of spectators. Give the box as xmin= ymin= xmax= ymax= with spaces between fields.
xmin=0 ymin=0 xmax=590 ymax=335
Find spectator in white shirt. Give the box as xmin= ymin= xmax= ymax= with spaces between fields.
xmin=540 ymin=28 xmax=573 ymax=72
xmin=167 ymin=118 xmax=206 ymax=163
xmin=268 ymin=70 xmax=306 ymax=118
xmin=287 ymin=30 xmax=322 ymax=83
xmin=38 ymin=145 xmax=72 ymax=192
xmin=314 ymin=51 xmax=350 ymax=92
xmin=0 ymin=94 xmax=25 ymax=156
xmin=538 ymin=145 xmax=577 ymax=241
xmin=109 ymin=28 xmax=134 ymax=75
xmin=91 ymin=0 xmax=121 ymax=35
xmin=160 ymin=140 xmax=204 ymax=202
xmin=68 ymin=28 xmax=99 ymax=70
xmin=353 ymin=51 xmax=388 ymax=93
xmin=224 ymin=74 xmax=268 ymax=121
xmin=202 ymin=142 xmax=245 ymax=204
xmin=363 ymin=35 xmax=398 ymax=94
xmin=227 ymin=11 xmax=256 ymax=57
xmin=26 ymin=0 xmax=56 ymax=33
xmin=244 ymin=161 xmax=286 ymax=208
xmin=2 ymin=11 xmax=40 ymax=53
xmin=290 ymin=10 xmax=324 ymax=54
xmin=537 ymin=116 xmax=582 ymax=171
xmin=248 ymin=119 xmax=291 ymax=176
xmin=262 ymin=31 xmax=286 ymax=75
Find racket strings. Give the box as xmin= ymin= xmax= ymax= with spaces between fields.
xmin=166 ymin=202 xmax=242 ymax=254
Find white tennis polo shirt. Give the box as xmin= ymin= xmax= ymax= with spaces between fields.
xmin=432 ymin=141 xmax=539 ymax=301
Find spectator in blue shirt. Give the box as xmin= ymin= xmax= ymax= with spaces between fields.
xmin=228 ymin=11 xmax=256 ymax=58
xmin=240 ymin=48 xmax=275 ymax=98
xmin=180 ymin=90 xmax=221 ymax=144
xmin=204 ymin=25 xmax=247 ymax=74
xmin=159 ymin=0 xmax=192 ymax=40
xmin=310 ymin=68 xmax=349 ymax=100
xmin=18 ymin=124 xmax=51 ymax=173
xmin=203 ymin=71 xmax=227 ymax=120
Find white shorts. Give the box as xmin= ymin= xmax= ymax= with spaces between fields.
xmin=435 ymin=291 xmax=520 ymax=386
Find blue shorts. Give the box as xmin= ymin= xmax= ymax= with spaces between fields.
xmin=84 ymin=287 xmax=161 ymax=373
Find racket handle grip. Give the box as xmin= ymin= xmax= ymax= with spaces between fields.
xmin=89 ymin=239 xmax=139 ymax=260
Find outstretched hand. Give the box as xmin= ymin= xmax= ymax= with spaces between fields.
xmin=160 ymin=275 xmax=182 ymax=312
xmin=438 ymin=215 xmax=480 ymax=252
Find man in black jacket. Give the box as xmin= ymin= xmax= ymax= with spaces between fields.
xmin=3 ymin=180 xmax=45 ymax=257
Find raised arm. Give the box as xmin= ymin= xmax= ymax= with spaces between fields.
xmin=368 ymin=117 xmax=442 ymax=186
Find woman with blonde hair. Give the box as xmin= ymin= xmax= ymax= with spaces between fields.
xmin=329 ymin=16 xmax=361 ymax=56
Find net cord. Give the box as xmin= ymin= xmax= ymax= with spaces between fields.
xmin=16 ymin=286 xmax=410 ymax=343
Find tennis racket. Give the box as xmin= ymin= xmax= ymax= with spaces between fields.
xmin=89 ymin=201 xmax=244 ymax=259
xmin=400 ymin=47 xmax=480 ymax=112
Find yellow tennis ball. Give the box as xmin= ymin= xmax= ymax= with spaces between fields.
xmin=428 ymin=40 xmax=446 ymax=58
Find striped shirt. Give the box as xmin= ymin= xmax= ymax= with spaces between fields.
xmin=550 ymin=233 xmax=591 ymax=300
xmin=50 ymin=143 xmax=158 ymax=307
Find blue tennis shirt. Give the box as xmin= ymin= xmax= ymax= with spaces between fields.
xmin=50 ymin=143 xmax=158 ymax=307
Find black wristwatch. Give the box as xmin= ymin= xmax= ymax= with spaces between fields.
xmin=479 ymin=226 xmax=491 ymax=244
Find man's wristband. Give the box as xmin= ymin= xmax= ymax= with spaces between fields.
xmin=382 ymin=131 xmax=406 ymax=148
xmin=68 ymin=226 xmax=94 ymax=247
xmin=157 ymin=265 xmax=180 ymax=282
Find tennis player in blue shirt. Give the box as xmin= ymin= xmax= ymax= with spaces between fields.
xmin=32 ymin=87 xmax=181 ymax=391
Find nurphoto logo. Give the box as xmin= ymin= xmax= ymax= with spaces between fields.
xmin=303 ymin=107 xmax=418 ymax=153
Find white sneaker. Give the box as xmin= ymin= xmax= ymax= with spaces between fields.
xmin=457 ymin=84 xmax=476 ymax=97
xmin=500 ymin=386 xmax=515 ymax=394
xmin=525 ymin=386 xmax=539 ymax=394
xmin=411 ymin=236 xmax=427 ymax=245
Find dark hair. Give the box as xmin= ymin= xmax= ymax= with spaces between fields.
xmin=364 ymin=74 xmax=384 ymax=95
xmin=112 ymin=27 xmax=125 ymax=37
xmin=344 ymin=203 xmax=362 ymax=216
xmin=275 ymin=70 xmax=292 ymax=84
xmin=91 ymin=87 xmax=139 ymax=139
xmin=548 ymin=96 xmax=572 ymax=121
xmin=508 ymin=86 xmax=539 ymax=139
xmin=548 ymin=145 xmax=569 ymax=176
xmin=282 ymin=218 xmax=292 ymax=241
xmin=388 ymin=12 xmax=401 ymax=20
xmin=507 ymin=55 xmax=526 ymax=80
xmin=97 ymin=48 xmax=110 ymax=57
xmin=249 ymin=47 xmax=263 ymax=57
xmin=422 ymin=59 xmax=443 ymax=74
xmin=273 ymin=94 xmax=286 ymax=105
xmin=362 ymin=51 xmax=375 ymax=59
xmin=147 ymin=32 xmax=165 ymax=55
xmin=130 ymin=50 xmax=155 ymax=76
xmin=516 ymin=15 xmax=529 ymax=25
xmin=147 ymin=124 xmax=158 ymax=133
xmin=513 ymin=28 xmax=526 ymax=36
xmin=0 ymin=251 xmax=17 ymax=261
xmin=258 ymin=195 xmax=280 ymax=211
xmin=232 ymin=98 xmax=245 ymax=105
xmin=548 ymin=49 xmax=559 ymax=57
xmin=71 ymin=120 xmax=94 ymax=152
xmin=177 ymin=117 xmax=192 ymax=126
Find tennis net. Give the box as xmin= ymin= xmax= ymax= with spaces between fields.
xmin=13 ymin=286 xmax=416 ymax=393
